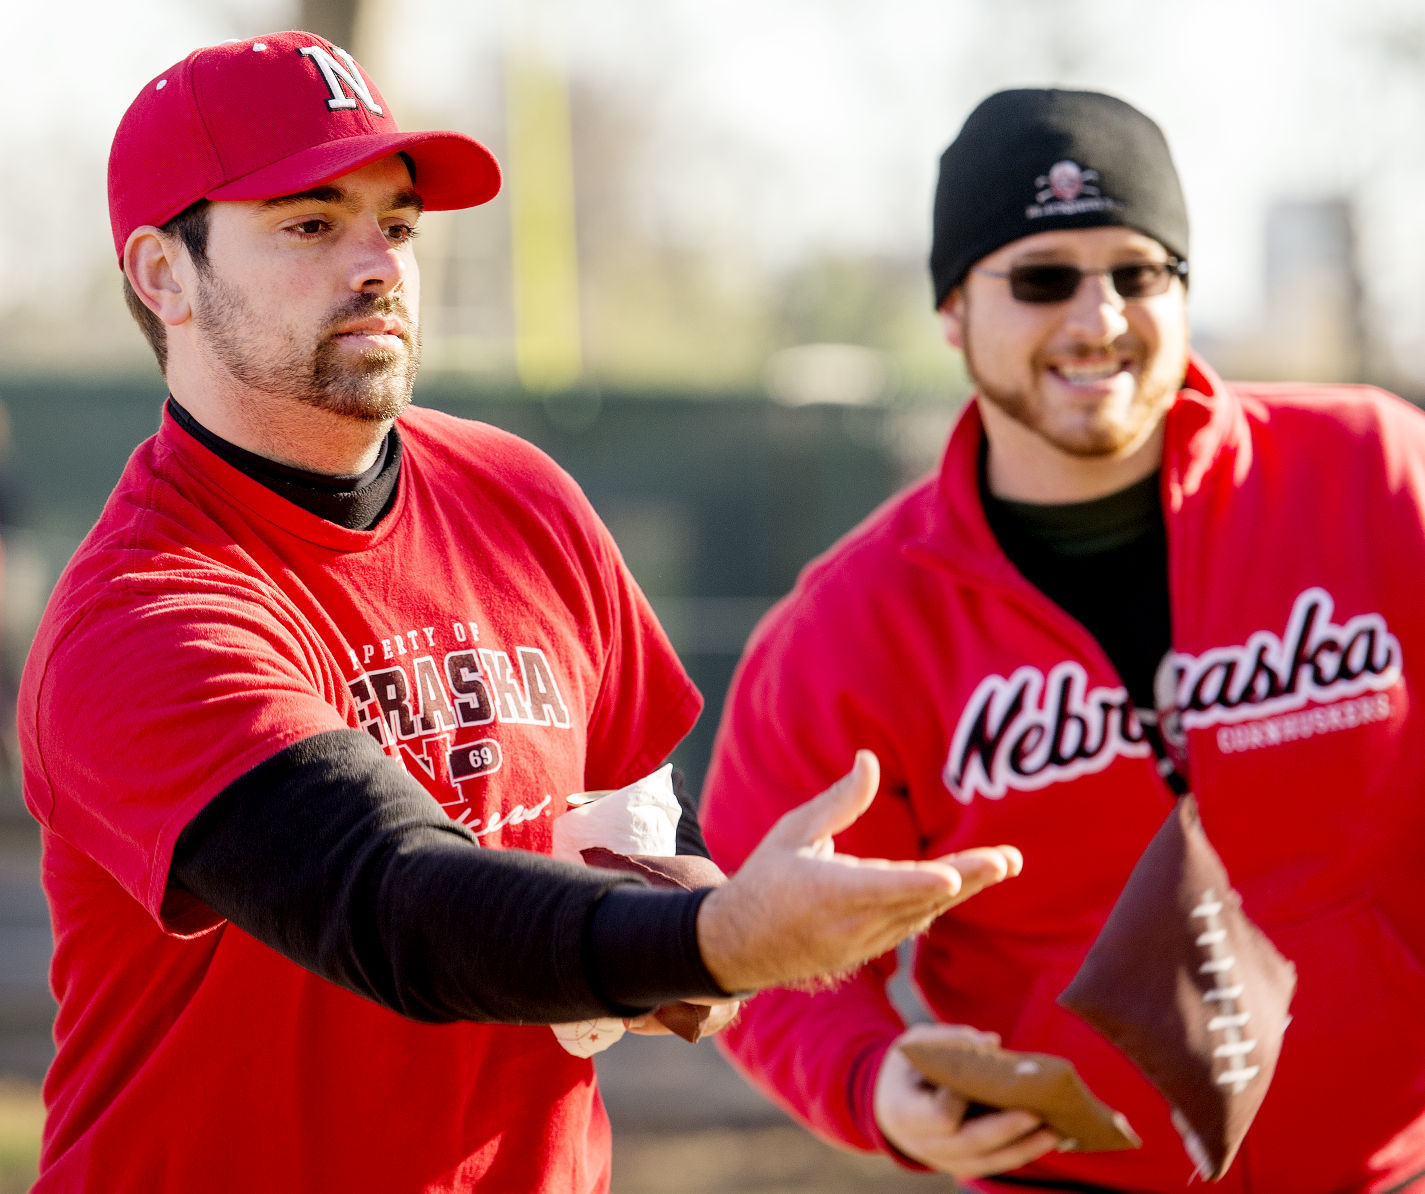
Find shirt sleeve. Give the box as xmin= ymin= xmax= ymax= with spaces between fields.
xmin=23 ymin=578 xmax=353 ymax=934
xmin=170 ymin=728 xmax=725 ymax=1022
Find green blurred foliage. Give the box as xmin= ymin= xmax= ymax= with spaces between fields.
xmin=0 ymin=1080 xmax=40 ymax=1194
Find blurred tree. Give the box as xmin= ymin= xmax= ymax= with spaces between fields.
xmin=297 ymin=0 xmax=357 ymax=49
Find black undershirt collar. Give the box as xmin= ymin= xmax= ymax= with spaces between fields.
xmin=980 ymin=459 xmax=1184 ymax=792
xmin=167 ymin=396 xmax=402 ymax=530
xmin=983 ymin=468 xmax=1162 ymax=556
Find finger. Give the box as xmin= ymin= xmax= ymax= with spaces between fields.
xmin=884 ymin=1089 xmax=1058 ymax=1176
xmin=765 ymin=751 xmax=880 ymax=848
xmin=919 ymin=1124 xmax=1062 ymax=1179
xmin=896 ymin=1105 xmax=1046 ymax=1157
xmin=953 ymin=1108 xmax=1047 ymax=1150
xmin=900 ymin=1024 xmax=999 ymax=1047
xmin=624 ymin=1015 xmax=675 ymax=1036
xmin=818 ymin=858 xmax=964 ymax=907
xmin=963 ymin=844 xmax=1023 ymax=879
xmin=930 ymin=845 xmax=1023 ymax=887
xmin=698 ymin=1002 xmax=741 ymax=1036
xmin=897 ymin=1022 xmax=1001 ymax=1050
xmin=830 ymin=860 xmax=1007 ymax=923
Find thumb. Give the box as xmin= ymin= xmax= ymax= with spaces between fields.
xmin=766 ymin=750 xmax=880 ymax=849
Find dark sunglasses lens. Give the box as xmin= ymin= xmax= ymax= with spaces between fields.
xmin=1005 ymin=262 xmax=1176 ymax=303
xmin=1007 ymin=265 xmax=1081 ymax=303
xmin=1109 ymin=263 xmax=1170 ymax=298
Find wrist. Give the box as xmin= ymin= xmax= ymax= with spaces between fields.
xmin=694 ymin=885 xmax=758 ymax=998
xmin=864 ymin=1037 xmax=930 ymax=1167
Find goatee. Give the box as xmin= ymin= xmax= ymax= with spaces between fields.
xmin=193 ymin=277 xmax=421 ymax=421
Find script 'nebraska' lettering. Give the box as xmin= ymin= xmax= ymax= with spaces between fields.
xmin=1162 ymin=586 xmax=1400 ymax=729
xmin=942 ymin=586 xmax=1402 ymax=805
xmin=944 ymin=662 xmax=1149 ymax=804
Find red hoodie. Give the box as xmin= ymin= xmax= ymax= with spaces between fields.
xmin=701 ymin=358 xmax=1425 ymax=1193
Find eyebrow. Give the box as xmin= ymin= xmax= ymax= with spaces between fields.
xmin=258 ymin=185 xmax=425 ymax=215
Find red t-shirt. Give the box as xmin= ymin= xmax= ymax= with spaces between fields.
xmin=20 ymin=404 xmax=701 ymax=1193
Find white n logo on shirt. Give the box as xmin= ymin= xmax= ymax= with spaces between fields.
xmin=298 ymin=44 xmax=383 ymax=114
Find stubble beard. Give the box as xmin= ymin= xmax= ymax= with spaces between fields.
xmin=193 ymin=270 xmax=421 ymax=423
xmin=963 ymin=312 xmax=1187 ymax=459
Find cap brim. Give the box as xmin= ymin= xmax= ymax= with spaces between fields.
xmin=208 ymin=129 xmax=501 ymax=210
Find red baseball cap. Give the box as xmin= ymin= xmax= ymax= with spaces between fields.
xmin=108 ymin=31 xmax=502 ymax=261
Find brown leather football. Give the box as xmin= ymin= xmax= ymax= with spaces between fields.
xmin=1057 ymin=795 xmax=1296 ymax=1179
xmin=898 ymin=1036 xmax=1141 ymax=1152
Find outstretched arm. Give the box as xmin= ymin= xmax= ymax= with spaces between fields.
xmin=173 ymin=737 xmax=1021 ymax=1025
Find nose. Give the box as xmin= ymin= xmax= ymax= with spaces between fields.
xmin=1061 ymin=270 xmax=1128 ymax=343
xmin=347 ymin=220 xmax=411 ymax=295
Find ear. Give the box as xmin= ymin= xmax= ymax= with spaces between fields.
xmin=122 ymin=228 xmax=193 ymax=327
xmin=937 ymin=290 xmax=965 ymax=350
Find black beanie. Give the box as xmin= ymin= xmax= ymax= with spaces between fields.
xmin=929 ymin=88 xmax=1189 ymax=308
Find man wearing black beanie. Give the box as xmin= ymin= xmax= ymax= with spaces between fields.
xmin=700 ymin=86 xmax=1425 ymax=1192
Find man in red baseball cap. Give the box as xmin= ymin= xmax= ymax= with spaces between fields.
xmin=18 ymin=31 xmax=1025 ymax=1194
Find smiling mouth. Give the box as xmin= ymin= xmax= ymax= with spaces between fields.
xmin=1054 ymin=359 xmax=1129 ymax=385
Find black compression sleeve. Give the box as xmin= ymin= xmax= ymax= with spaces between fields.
xmin=586 ymin=885 xmax=727 ymax=1010
xmin=170 ymin=729 xmax=722 ymax=1023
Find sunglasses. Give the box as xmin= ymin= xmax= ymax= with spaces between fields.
xmin=974 ymin=256 xmax=1188 ymax=304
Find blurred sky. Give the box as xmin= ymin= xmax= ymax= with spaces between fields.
xmin=10 ymin=0 xmax=1425 ymax=374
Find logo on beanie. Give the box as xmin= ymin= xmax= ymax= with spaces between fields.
xmin=1026 ymin=159 xmax=1120 ymax=221
xmin=298 ymin=44 xmax=383 ymax=115
xmin=1040 ymin=161 xmax=1098 ymax=202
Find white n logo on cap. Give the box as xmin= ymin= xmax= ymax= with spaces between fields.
xmin=299 ymin=44 xmax=383 ymax=115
